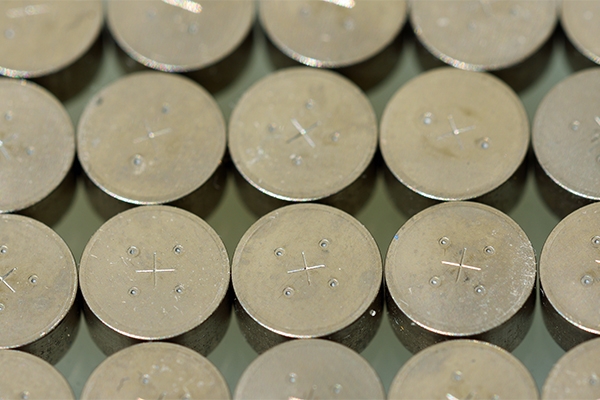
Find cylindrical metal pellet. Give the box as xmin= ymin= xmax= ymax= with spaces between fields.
xmin=562 ymin=0 xmax=600 ymax=65
xmin=232 ymin=203 xmax=383 ymax=353
xmin=79 ymin=206 xmax=231 ymax=356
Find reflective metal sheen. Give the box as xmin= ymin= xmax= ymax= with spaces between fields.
xmin=562 ymin=0 xmax=600 ymax=65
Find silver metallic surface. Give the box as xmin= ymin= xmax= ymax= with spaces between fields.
xmin=539 ymin=202 xmax=600 ymax=351
xmin=533 ymin=68 xmax=600 ymax=218
xmin=410 ymin=0 xmax=557 ymax=71
xmin=0 ymin=350 xmax=75 ymax=400
xmin=232 ymin=203 xmax=383 ymax=353
xmin=562 ymin=0 xmax=600 ymax=65
xmin=259 ymin=0 xmax=406 ymax=68
xmin=0 ymin=78 xmax=75 ymax=226
xmin=79 ymin=205 xmax=230 ymax=356
xmin=380 ymin=68 xmax=529 ymax=216
xmin=78 ymin=72 xmax=226 ymax=220
xmin=234 ymin=339 xmax=385 ymax=399
xmin=385 ymin=202 xmax=536 ymax=353
xmin=229 ymin=67 xmax=377 ymax=215
xmin=388 ymin=340 xmax=539 ymax=399
xmin=0 ymin=214 xmax=79 ymax=364
xmin=80 ymin=342 xmax=230 ymax=400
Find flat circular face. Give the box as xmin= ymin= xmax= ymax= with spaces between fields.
xmin=81 ymin=342 xmax=230 ymax=400
xmin=80 ymin=206 xmax=230 ymax=340
xmin=232 ymin=204 xmax=382 ymax=338
xmin=542 ymin=337 xmax=600 ymax=399
xmin=562 ymin=0 xmax=600 ymax=64
xmin=229 ymin=68 xmax=377 ymax=202
xmin=540 ymin=202 xmax=600 ymax=336
xmin=410 ymin=0 xmax=556 ymax=70
xmin=234 ymin=339 xmax=385 ymax=399
xmin=388 ymin=340 xmax=538 ymax=399
xmin=0 ymin=0 xmax=102 ymax=77
xmin=385 ymin=202 xmax=536 ymax=336
xmin=0 ymin=214 xmax=77 ymax=349
xmin=0 ymin=350 xmax=74 ymax=400
xmin=380 ymin=68 xmax=528 ymax=201
xmin=78 ymin=72 xmax=226 ymax=205
xmin=533 ymin=69 xmax=600 ymax=200
xmin=0 ymin=79 xmax=74 ymax=213
xmin=259 ymin=0 xmax=406 ymax=68
xmin=107 ymin=0 xmax=254 ymax=72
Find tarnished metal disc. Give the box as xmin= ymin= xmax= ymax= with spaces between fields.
xmin=388 ymin=340 xmax=538 ymax=399
xmin=0 ymin=0 xmax=102 ymax=77
xmin=533 ymin=68 xmax=600 ymax=201
xmin=229 ymin=67 xmax=377 ymax=202
xmin=78 ymin=72 xmax=225 ymax=206
xmin=81 ymin=342 xmax=230 ymax=400
xmin=0 ymin=350 xmax=75 ymax=400
xmin=380 ymin=68 xmax=528 ymax=202
xmin=107 ymin=0 xmax=255 ymax=72
xmin=385 ymin=202 xmax=536 ymax=347
xmin=0 ymin=78 xmax=74 ymax=214
xmin=259 ymin=0 xmax=406 ymax=68
xmin=80 ymin=206 xmax=229 ymax=342
xmin=410 ymin=0 xmax=557 ymax=71
xmin=0 ymin=214 xmax=78 ymax=355
xmin=234 ymin=339 xmax=385 ymax=400
xmin=542 ymin=337 xmax=600 ymax=399
xmin=562 ymin=0 xmax=600 ymax=64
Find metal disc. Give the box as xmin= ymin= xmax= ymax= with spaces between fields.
xmin=234 ymin=339 xmax=385 ymax=399
xmin=77 ymin=72 xmax=226 ymax=206
xmin=107 ymin=0 xmax=254 ymax=72
xmin=0 ymin=78 xmax=74 ymax=214
xmin=259 ymin=0 xmax=406 ymax=68
xmin=0 ymin=350 xmax=74 ymax=400
xmin=81 ymin=342 xmax=230 ymax=400
xmin=542 ymin=337 xmax=600 ymax=399
xmin=229 ymin=67 xmax=377 ymax=202
xmin=562 ymin=0 xmax=600 ymax=64
xmin=540 ymin=202 xmax=600 ymax=340
xmin=388 ymin=340 xmax=538 ymax=399
xmin=232 ymin=204 xmax=382 ymax=338
xmin=380 ymin=68 xmax=528 ymax=201
xmin=385 ymin=202 xmax=536 ymax=337
xmin=0 ymin=0 xmax=102 ymax=78
xmin=79 ymin=206 xmax=230 ymax=341
xmin=0 ymin=214 xmax=78 ymax=351
xmin=533 ymin=68 xmax=600 ymax=201
xmin=410 ymin=0 xmax=557 ymax=71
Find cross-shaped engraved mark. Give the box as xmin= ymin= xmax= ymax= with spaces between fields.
xmin=0 ymin=267 xmax=17 ymax=293
xmin=287 ymin=119 xmax=319 ymax=148
xmin=161 ymin=0 xmax=202 ymax=13
xmin=436 ymin=115 xmax=476 ymax=150
xmin=287 ymin=251 xmax=325 ymax=285
xmin=442 ymin=248 xmax=481 ymax=282
xmin=133 ymin=121 xmax=172 ymax=144
xmin=136 ymin=252 xmax=175 ymax=287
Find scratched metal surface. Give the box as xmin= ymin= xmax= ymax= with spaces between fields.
xmin=50 ymin=23 xmax=578 ymax=398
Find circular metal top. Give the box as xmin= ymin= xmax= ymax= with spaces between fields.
xmin=79 ymin=206 xmax=230 ymax=341
xmin=234 ymin=339 xmax=385 ymax=399
xmin=562 ymin=0 xmax=600 ymax=64
xmin=540 ymin=202 xmax=600 ymax=336
xmin=0 ymin=214 xmax=77 ymax=349
xmin=388 ymin=340 xmax=538 ymax=399
xmin=410 ymin=0 xmax=556 ymax=71
xmin=542 ymin=337 xmax=600 ymax=399
xmin=259 ymin=0 xmax=406 ymax=68
xmin=533 ymin=68 xmax=600 ymax=200
xmin=78 ymin=72 xmax=226 ymax=205
xmin=81 ymin=342 xmax=230 ymax=400
xmin=0 ymin=78 xmax=74 ymax=213
xmin=232 ymin=204 xmax=382 ymax=338
xmin=385 ymin=202 xmax=536 ymax=337
xmin=107 ymin=0 xmax=254 ymax=72
xmin=380 ymin=68 xmax=528 ymax=201
xmin=0 ymin=350 xmax=75 ymax=400
xmin=0 ymin=0 xmax=102 ymax=78
xmin=229 ymin=67 xmax=377 ymax=202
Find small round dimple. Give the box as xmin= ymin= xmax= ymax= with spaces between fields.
xmin=5 ymin=29 xmax=15 ymax=39
xmin=268 ymin=123 xmax=277 ymax=133
xmin=439 ymin=237 xmax=450 ymax=247
xmin=283 ymin=287 xmax=295 ymax=297
xmin=331 ymin=131 xmax=340 ymax=142
xmin=129 ymin=287 xmax=139 ymax=296
xmin=484 ymin=245 xmax=495 ymax=255
xmin=581 ymin=275 xmax=594 ymax=286
xmin=275 ymin=247 xmax=285 ymax=257
xmin=290 ymin=154 xmax=302 ymax=166
xmin=305 ymin=100 xmax=315 ymax=110
xmin=132 ymin=154 xmax=144 ymax=167
xmin=96 ymin=97 xmax=103 ymax=106
xmin=173 ymin=244 xmax=183 ymax=255
xmin=175 ymin=285 xmax=184 ymax=294
xmin=4 ymin=111 xmax=13 ymax=121
xmin=0 ymin=245 xmax=7 ymax=254
xmin=127 ymin=246 xmax=139 ymax=257
xmin=319 ymin=238 xmax=330 ymax=249
xmin=333 ymin=383 xmax=343 ymax=394
xmin=452 ymin=370 xmax=463 ymax=381
xmin=161 ymin=104 xmax=170 ymax=114
xmin=478 ymin=137 xmax=491 ymax=149
xmin=26 ymin=146 xmax=35 ymax=156
xmin=591 ymin=236 xmax=600 ymax=246
xmin=29 ymin=275 xmax=38 ymax=285
xmin=590 ymin=373 xmax=599 ymax=386
xmin=422 ymin=112 xmax=433 ymax=125
xmin=288 ymin=372 xmax=297 ymax=383
xmin=329 ymin=278 xmax=339 ymax=288
xmin=141 ymin=374 xmax=150 ymax=384
xmin=20 ymin=392 xmax=29 ymax=400
xmin=475 ymin=285 xmax=486 ymax=295
xmin=429 ymin=276 xmax=441 ymax=287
